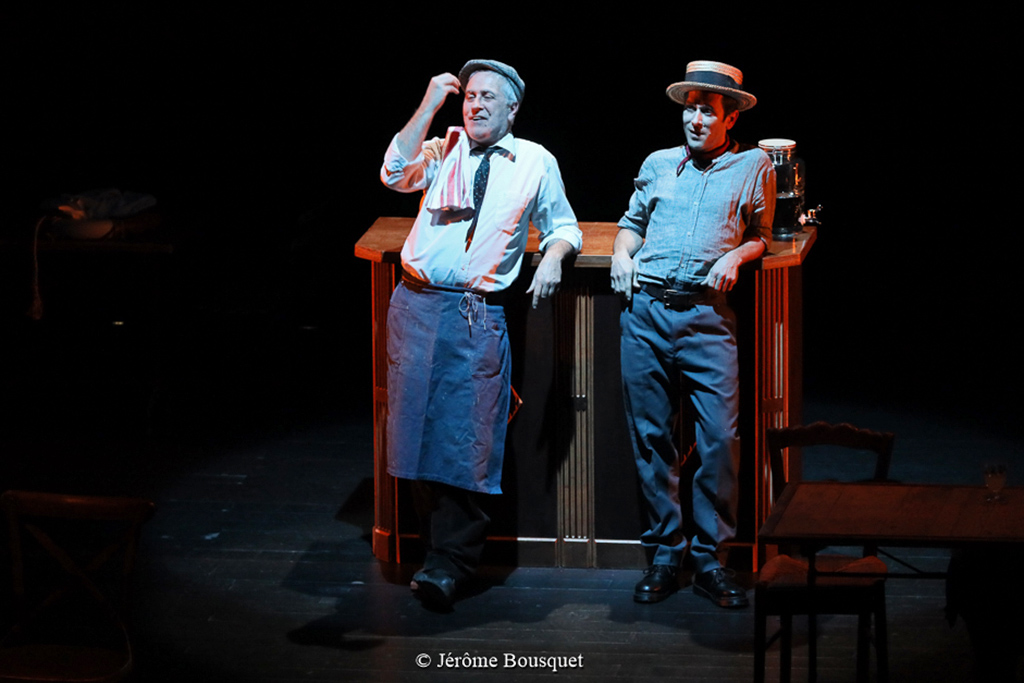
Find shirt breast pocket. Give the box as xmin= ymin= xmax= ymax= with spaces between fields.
xmin=485 ymin=190 xmax=531 ymax=235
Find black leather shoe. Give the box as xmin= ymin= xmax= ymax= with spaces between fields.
xmin=634 ymin=564 xmax=679 ymax=603
xmin=411 ymin=568 xmax=458 ymax=610
xmin=692 ymin=567 xmax=749 ymax=608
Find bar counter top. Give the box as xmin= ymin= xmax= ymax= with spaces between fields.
xmin=355 ymin=217 xmax=816 ymax=270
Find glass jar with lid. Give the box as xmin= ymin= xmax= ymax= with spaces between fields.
xmin=758 ymin=138 xmax=805 ymax=240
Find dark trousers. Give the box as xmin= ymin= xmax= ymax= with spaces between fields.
xmin=411 ymin=480 xmax=491 ymax=579
xmin=620 ymin=291 xmax=741 ymax=573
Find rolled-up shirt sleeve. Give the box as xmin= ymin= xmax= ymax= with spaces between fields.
xmin=744 ymin=161 xmax=776 ymax=251
xmin=532 ymin=153 xmax=582 ymax=253
xmin=380 ymin=135 xmax=444 ymax=193
xmin=617 ymin=161 xmax=653 ymax=239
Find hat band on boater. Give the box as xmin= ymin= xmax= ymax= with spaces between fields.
xmin=685 ymin=70 xmax=743 ymax=90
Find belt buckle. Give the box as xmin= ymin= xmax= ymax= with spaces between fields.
xmin=662 ymin=288 xmax=693 ymax=311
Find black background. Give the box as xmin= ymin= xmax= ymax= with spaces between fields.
xmin=3 ymin=7 xmax=1018 ymax=438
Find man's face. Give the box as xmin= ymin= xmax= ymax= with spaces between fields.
xmin=463 ymin=71 xmax=518 ymax=147
xmin=681 ymin=90 xmax=738 ymax=153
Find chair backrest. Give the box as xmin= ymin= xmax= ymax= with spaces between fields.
xmin=1 ymin=490 xmax=155 ymax=631
xmin=766 ymin=421 xmax=895 ymax=501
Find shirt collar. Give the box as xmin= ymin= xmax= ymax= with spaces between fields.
xmin=676 ymin=136 xmax=737 ymax=175
xmin=471 ymin=131 xmax=517 ymax=161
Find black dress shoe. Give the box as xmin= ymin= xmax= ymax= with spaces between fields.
xmin=692 ymin=567 xmax=749 ymax=608
xmin=634 ymin=564 xmax=679 ymax=603
xmin=411 ymin=568 xmax=458 ymax=610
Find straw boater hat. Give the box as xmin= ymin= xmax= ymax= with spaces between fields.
xmin=458 ymin=59 xmax=526 ymax=103
xmin=666 ymin=60 xmax=757 ymax=111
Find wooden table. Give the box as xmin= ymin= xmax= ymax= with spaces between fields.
xmin=356 ymin=218 xmax=816 ymax=568
xmin=758 ymin=481 xmax=1024 ymax=681
xmin=759 ymin=481 xmax=1024 ymax=553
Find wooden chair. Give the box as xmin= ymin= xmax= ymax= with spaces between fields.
xmin=754 ymin=422 xmax=895 ymax=683
xmin=0 ymin=490 xmax=155 ymax=683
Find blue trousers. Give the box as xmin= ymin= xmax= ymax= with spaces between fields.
xmin=620 ymin=290 xmax=741 ymax=573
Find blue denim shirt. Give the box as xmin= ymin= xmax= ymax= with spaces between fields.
xmin=618 ymin=141 xmax=775 ymax=289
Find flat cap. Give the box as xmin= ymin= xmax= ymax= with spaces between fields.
xmin=458 ymin=59 xmax=525 ymax=102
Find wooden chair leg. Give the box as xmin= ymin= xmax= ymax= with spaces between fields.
xmin=856 ymin=612 xmax=870 ymax=683
xmin=754 ymin=593 xmax=767 ymax=683
xmin=875 ymin=587 xmax=889 ymax=683
xmin=780 ymin=613 xmax=793 ymax=683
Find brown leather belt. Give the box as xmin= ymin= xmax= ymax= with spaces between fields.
xmin=640 ymin=283 xmax=723 ymax=310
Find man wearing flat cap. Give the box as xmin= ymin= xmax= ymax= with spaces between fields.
xmin=611 ymin=60 xmax=775 ymax=608
xmin=380 ymin=59 xmax=581 ymax=609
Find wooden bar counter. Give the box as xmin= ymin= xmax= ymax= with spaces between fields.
xmin=355 ymin=218 xmax=816 ymax=569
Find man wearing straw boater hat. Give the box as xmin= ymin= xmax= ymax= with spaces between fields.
xmin=379 ymin=60 xmax=581 ymax=610
xmin=611 ymin=60 xmax=776 ymax=608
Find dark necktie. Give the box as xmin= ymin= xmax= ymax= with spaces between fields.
xmin=466 ymin=147 xmax=496 ymax=250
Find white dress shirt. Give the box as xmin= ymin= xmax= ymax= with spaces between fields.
xmin=381 ymin=128 xmax=582 ymax=293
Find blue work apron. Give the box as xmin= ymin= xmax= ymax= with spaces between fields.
xmin=385 ymin=280 xmax=511 ymax=494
